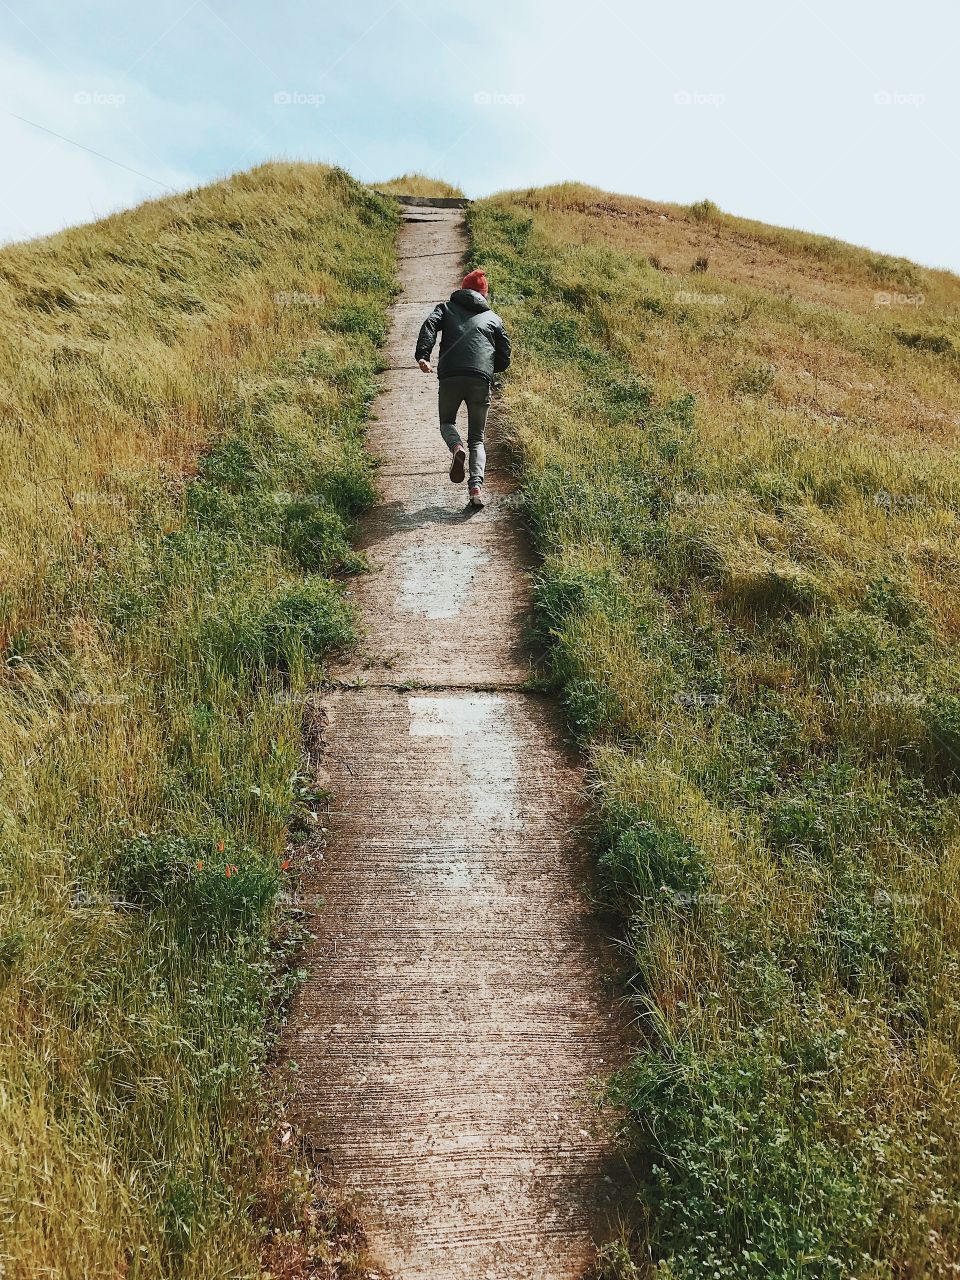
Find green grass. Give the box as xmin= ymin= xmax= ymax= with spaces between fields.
xmin=8 ymin=158 xmax=959 ymax=1278
xmin=0 ymin=163 xmax=398 ymax=1278
xmin=468 ymin=188 xmax=960 ymax=1277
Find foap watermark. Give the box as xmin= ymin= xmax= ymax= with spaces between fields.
xmin=71 ymin=887 xmax=137 ymax=912
xmin=675 ymin=691 xmax=724 ymax=710
xmin=673 ymin=490 xmax=725 ymax=508
xmin=73 ymin=289 xmax=125 ymax=307
xmin=473 ymin=90 xmax=526 ymax=108
xmin=272 ymin=691 xmax=317 ymax=707
xmin=873 ymin=90 xmax=925 ymax=107
xmin=268 ymin=490 xmax=327 ymax=506
xmin=72 ymin=491 xmax=127 ymax=508
xmin=874 ymin=489 xmax=923 ymax=513
xmin=498 ymin=491 xmax=525 ymax=511
xmin=870 ymin=690 xmax=925 ymax=709
xmin=273 ymin=90 xmax=325 ymax=107
xmin=874 ymin=889 xmax=922 ymax=907
xmin=874 ymin=290 xmax=925 ymax=309
xmin=71 ymin=692 xmax=130 ymax=707
xmin=74 ymin=89 xmax=126 ymax=107
xmin=675 ymin=288 xmax=726 ymax=306
xmin=674 ymin=90 xmax=726 ymax=108
xmin=274 ymin=290 xmax=325 ymax=307
xmin=657 ymin=887 xmax=749 ymax=909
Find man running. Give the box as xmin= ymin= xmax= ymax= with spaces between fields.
xmin=415 ymin=269 xmax=511 ymax=508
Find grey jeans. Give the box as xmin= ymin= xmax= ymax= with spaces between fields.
xmin=438 ymin=375 xmax=491 ymax=488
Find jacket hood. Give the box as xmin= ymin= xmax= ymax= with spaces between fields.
xmin=449 ymin=287 xmax=490 ymax=312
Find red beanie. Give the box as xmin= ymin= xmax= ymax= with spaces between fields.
xmin=461 ymin=269 xmax=489 ymax=296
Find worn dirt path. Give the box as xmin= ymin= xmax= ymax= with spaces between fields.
xmin=283 ymin=205 xmax=628 ymax=1279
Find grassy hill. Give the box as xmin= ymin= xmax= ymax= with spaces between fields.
xmin=468 ymin=186 xmax=960 ymax=1276
xmin=0 ymin=163 xmax=398 ymax=1278
xmin=4 ymin=161 xmax=959 ymax=1279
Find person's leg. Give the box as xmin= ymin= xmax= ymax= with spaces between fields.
xmin=438 ymin=377 xmax=468 ymax=482
xmin=438 ymin=377 xmax=465 ymax=452
xmin=464 ymin=378 xmax=492 ymax=490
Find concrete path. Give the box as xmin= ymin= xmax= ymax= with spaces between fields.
xmin=283 ymin=204 xmax=627 ymax=1280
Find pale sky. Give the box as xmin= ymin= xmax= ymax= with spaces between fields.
xmin=1 ymin=0 xmax=958 ymax=270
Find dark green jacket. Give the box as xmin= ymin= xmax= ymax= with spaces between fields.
xmin=415 ymin=289 xmax=511 ymax=382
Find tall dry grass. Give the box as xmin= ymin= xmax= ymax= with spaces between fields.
xmin=470 ymin=185 xmax=960 ymax=1277
xmin=0 ymin=162 xmax=398 ymax=1278
xmin=373 ymin=173 xmax=465 ymax=199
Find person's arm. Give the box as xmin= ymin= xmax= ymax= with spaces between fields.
xmin=492 ymin=317 xmax=512 ymax=373
xmin=415 ymin=304 xmax=444 ymax=372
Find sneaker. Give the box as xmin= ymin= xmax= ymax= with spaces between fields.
xmin=449 ymin=445 xmax=466 ymax=484
xmin=469 ymin=486 xmax=485 ymax=508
